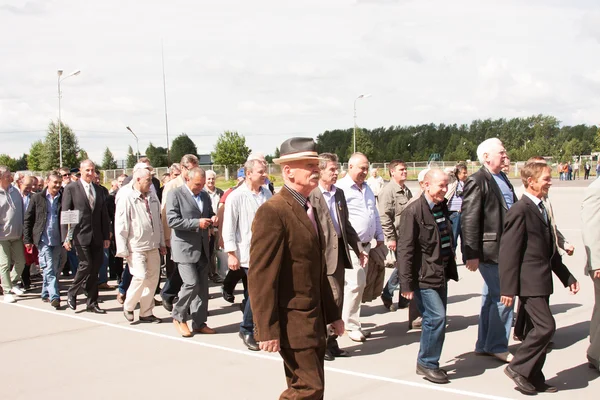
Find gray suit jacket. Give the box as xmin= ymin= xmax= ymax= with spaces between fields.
xmin=582 ymin=178 xmax=600 ymax=275
xmin=166 ymin=185 xmax=214 ymax=264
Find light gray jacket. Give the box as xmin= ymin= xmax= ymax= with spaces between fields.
xmin=166 ymin=185 xmax=214 ymax=264
xmin=582 ymin=178 xmax=600 ymax=275
xmin=0 ymin=185 xmax=24 ymax=241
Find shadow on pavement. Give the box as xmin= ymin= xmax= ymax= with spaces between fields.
xmin=444 ymin=351 xmax=508 ymax=380
xmin=447 ymin=293 xmax=480 ymax=304
xmin=552 ymin=320 xmax=591 ymax=350
xmin=547 ymin=362 xmax=600 ymax=391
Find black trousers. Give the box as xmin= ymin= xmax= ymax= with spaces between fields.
xmin=222 ymin=268 xmax=247 ymax=295
xmin=68 ymin=244 xmax=104 ymax=306
xmin=510 ymin=296 xmax=554 ymax=383
xmin=161 ymin=261 xmax=182 ymax=303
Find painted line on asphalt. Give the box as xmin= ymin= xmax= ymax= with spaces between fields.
xmin=3 ymin=302 xmax=514 ymax=400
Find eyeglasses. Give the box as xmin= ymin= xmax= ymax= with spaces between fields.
xmin=62 ymin=174 xmax=70 ymax=177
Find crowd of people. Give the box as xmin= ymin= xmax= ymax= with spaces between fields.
xmin=0 ymin=136 xmax=599 ymax=398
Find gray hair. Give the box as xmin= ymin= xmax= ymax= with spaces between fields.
xmin=318 ymin=153 xmax=338 ymax=170
xmin=170 ymin=163 xmax=181 ymax=173
xmin=205 ymin=170 xmax=216 ymax=179
xmin=180 ymin=154 xmax=199 ymax=169
xmin=133 ymin=168 xmax=151 ymax=180
xmin=80 ymin=159 xmax=95 ymax=169
xmin=46 ymin=170 xmax=61 ymax=182
xmin=0 ymin=165 xmax=11 ymax=177
xmin=187 ymin=167 xmax=205 ymax=180
xmin=476 ymin=138 xmax=503 ymax=164
xmin=244 ymin=159 xmax=264 ymax=173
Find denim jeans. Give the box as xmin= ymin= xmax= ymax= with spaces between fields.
xmin=415 ymin=285 xmax=447 ymax=369
xmin=476 ymin=263 xmax=514 ymax=354
xmin=382 ymin=267 xmax=399 ymax=300
xmin=240 ymin=267 xmax=254 ymax=335
xmin=118 ymin=263 xmax=132 ymax=295
xmin=39 ymin=244 xmax=62 ymax=301
xmin=98 ymin=248 xmax=109 ymax=284
xmin=448 ymin=211 xmax=465 ymax=263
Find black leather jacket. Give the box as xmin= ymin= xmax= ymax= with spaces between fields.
xmin=461 ymin=166 xmax=517 ymax=264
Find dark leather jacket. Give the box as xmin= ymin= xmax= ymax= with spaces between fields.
xmin=461 ymin=166 xmax=517 ymax=264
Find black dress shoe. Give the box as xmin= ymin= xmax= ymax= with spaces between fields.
xmin=504 ymin=366 xmax=536 ymax=395
xmin=221 ymin=286 xmax=234 ymax=303
xmin=162 ymin=297 xmax=173 ymax=312
xmin=139 ymin=315 xmax=162 ymax=324
xmin=416 ymin=363 xmax=449 ymax=384
xmin=534 ymin=382 xmax=558 ymax=393
xmin=86 ymin=304 xmax=107 ymax=314
xmin=239 ymin=332 xmax=260 ymax=351
xmin=324 ymin=348 xmax=335 ymax=361
xmin=67 ymin=296 xmax=76 ymax=310
xmin=331 ymin=347 xmax=350 ymax=357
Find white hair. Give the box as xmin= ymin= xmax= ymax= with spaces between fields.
xmin=133 ymin=168 xmax=151 ymax=180
xmin=418 ymin=168 xmax=430 ymax=183
xmin=477 ymin=138 xmax=503 ymax=164
xmin=205 ymin=170 xmax=216 ymax=179
xmin=247 ymin=152 xmax=266 ymax=162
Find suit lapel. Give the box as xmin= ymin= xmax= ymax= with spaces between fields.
xmin=77 ymin=180 xmax=91 ymax=211
xmin=281 ymin=189 xmax=318 ymax=242
xmin=181 ymin=186 xmax=200 ymax=212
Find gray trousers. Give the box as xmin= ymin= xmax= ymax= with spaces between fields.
xmin=588 ymin=275 xmax=600 ymax=369
xmin=172 ymin=256 xmax=209 ymax=330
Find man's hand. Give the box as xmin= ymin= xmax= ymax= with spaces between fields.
xmin=228 ymin=253 xmax=240 ymax=270
xmin=211 ymin=215 xmax=219 ymax=226
xmin=25 ymin=243 xmax=33 ymax=251
xmin=165 ymin=239 xmax=171 ymax=248
xmin=466 ymin=258 xmax=480 ymax=272
xmin=401 ymin=291 xmax=414 ymax=300
xmin=103 ymin=240 xmax=111 ymax=249
xmin=359 ymin=251 xmax=369 ymax=268
xmin=63 ymin=241 xmax=72 ymax=251
xmin=594 ymin=270 xmax=600 ymax=280
xmin=564 ymin=244 xmax=575 ymax=256
xmin=375 ymin=240 xmax=385 ymax=248
xmin=386 ymin=240 xmax=397 ymax=252
xmin=331 ymin=319 xmax=345 ymax=336
xmin=500 ymin=295 xmax=513 ymax=307
xmin=569 ymin=281 xmax=580 ymax=294
xmin=159 ymin=246 xmax=167 ymax=256
xmin=259 ymin=339 xmax=280 ymax=353
xmin=199 ymin=218 xmax=212 ymax=229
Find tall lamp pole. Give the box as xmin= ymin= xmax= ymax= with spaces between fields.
xmin=353 ymin=93 xmax=371 ymax=153
xmin=126 ymin=126 xmax=140 ymax=162
xmin=57 ymin=69 xmax=81 ymax=167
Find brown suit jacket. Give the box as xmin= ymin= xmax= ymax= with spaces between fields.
xmin=249 ymin=187 xmax=340 ymax=349
xmin=309 ymin=186 xmax=360 ymax=275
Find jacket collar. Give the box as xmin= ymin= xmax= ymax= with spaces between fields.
xmin=280 ymin=187 xmax=319 ymax=242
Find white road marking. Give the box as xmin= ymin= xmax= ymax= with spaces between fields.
xmin=2 ymin=302 xmax=514 ymax=400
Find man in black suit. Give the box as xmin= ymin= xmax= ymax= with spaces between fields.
xmin=62 ymin=160 xmax=111 ymax=313
xmin=309 ymin=152 xmax=361 ymax=361
xmin=499 ymin=161 xmax=579 ymax=394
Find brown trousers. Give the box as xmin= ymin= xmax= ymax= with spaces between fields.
xmin=279 ymin=346 xmax=326 ymax=400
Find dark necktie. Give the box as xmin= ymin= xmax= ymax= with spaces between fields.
xmin=538 ymin=201 xmax=548 ymax=223
xmin=88 ymin=185 xmax=95 ymax=210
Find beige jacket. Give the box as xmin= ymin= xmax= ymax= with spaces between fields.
xmin=161 ymin=175 xmax=185 ymax=242
xmin=115 ymin=188 xmax=164 ymax=257
xmin=377 ymin=180 xmax=412 ymax=243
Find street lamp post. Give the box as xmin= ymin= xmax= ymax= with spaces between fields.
xmin=126 ymin=126 xmax=140 ymax=162
xmin=57 ymin=69 xmax=81 ymax=167
xmin=353 ymin=94 xmax=371 ymax=153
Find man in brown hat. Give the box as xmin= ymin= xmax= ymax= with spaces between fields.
xmin=249 ymin=137 xmax=344 ymax=399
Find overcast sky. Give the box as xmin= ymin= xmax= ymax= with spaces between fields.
xmin=1 ymin=0 xmax=599 ymax=163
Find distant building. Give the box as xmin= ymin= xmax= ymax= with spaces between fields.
xmin=198 ymin=154 xmax=212 ymax=165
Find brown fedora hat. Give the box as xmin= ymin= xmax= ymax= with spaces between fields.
xmin=273 ymin=137 xmax=320 ymax=165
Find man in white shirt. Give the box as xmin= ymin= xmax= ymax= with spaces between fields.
xmin=115 ymin=168 xmax=166 ymax=323
xmin=366 ymin=168 xmax=384 ymax=200
xmin=222 ymin=159 xmax=272 ymax=350
xmin=337 ymin=153 xmax=384 ymax=342
xmin=203 ymin=170 xmax=224 ymax=284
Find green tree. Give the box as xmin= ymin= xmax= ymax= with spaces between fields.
xmin=211 ymin=131 xmax=251 ymax=168
xmin=0 ymin=154 xmax=17 ymax=171
xmin=170 ymin=133 xmax=197 ymax=164
xmin=13 ymin=154 xmax=28 ymax=171
xmin=126 ymin=145 xmax=137 ymax=168
xmin=101 ymin=147 xmax=118 ymax=170
xmin=27 ymin=140 xmax=45 ymax=171
xmin=145 ymin=143 xmax=169 ymax=167
xmin=42 ymin=121 xmax=82 ymax=170
xmin=346 ymin=128 xmax=374 ymax=160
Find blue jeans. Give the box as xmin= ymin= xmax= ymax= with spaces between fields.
xmin=448 ymin=212 xmax=465 ymax=263
xmin=118 ymin=263 xmax=132 ymax=295
xmin=39 ymin=244 xmax=62 ymax=301
xmin=240 ymin=267 xmax=254 ymax=335
xmin=477 ymin=263 xmax=514 ymax=354
xmin=98 ymin=248 xmax=109 ymax=284
xmin=415 ymin=285 xmax=447 ymax=369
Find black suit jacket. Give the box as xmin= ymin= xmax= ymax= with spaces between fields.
xmin=398 ymin=195 xmax=458 ymax=291
xmin=61 ymin=180 xmax=110 ymax=247
xmin=23 ymin=188 xmax=63 ymax=247
xmin=461 ymin=166 xmax=517 ymax=264
xmin=309 ymin=186 xmax=360 ymax=274
xmin=499 ymin=195 xmax=576 ymax=297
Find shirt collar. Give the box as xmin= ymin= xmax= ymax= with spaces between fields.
xmin=523 ymin=191 xmax=542 ymax=207
xmin=423 ymin=193 xmax=436 ymax=210
xmin=318 ymin=183 xmax=336 ymax=196
xmin=284 ymin=185 xmax=307 ymax=208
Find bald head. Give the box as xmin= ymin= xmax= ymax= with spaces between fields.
xmin=347 ymin=152 xmax=369 ymax=185
xmin=423 ymin=168 xmax=449 ymax=204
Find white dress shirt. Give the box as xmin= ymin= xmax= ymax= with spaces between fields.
xmin=319 ymin=184 xmax=341 ymax=236
xmin=336 ymin=175 xmax=384 ymax=243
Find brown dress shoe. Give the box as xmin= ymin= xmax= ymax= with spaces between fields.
xmin=98 ymin=283 xmax=116 ymax=291
xmin=173 ymin=320 xmax=192 ymax=337
xmin=193 ymin=326 xmax=217 ymax=334
xmin=116 ymin=292 xmax=126 ymax=304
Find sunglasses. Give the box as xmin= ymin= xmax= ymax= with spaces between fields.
xmin=62 ymin=174 xmax=70 ymax=177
